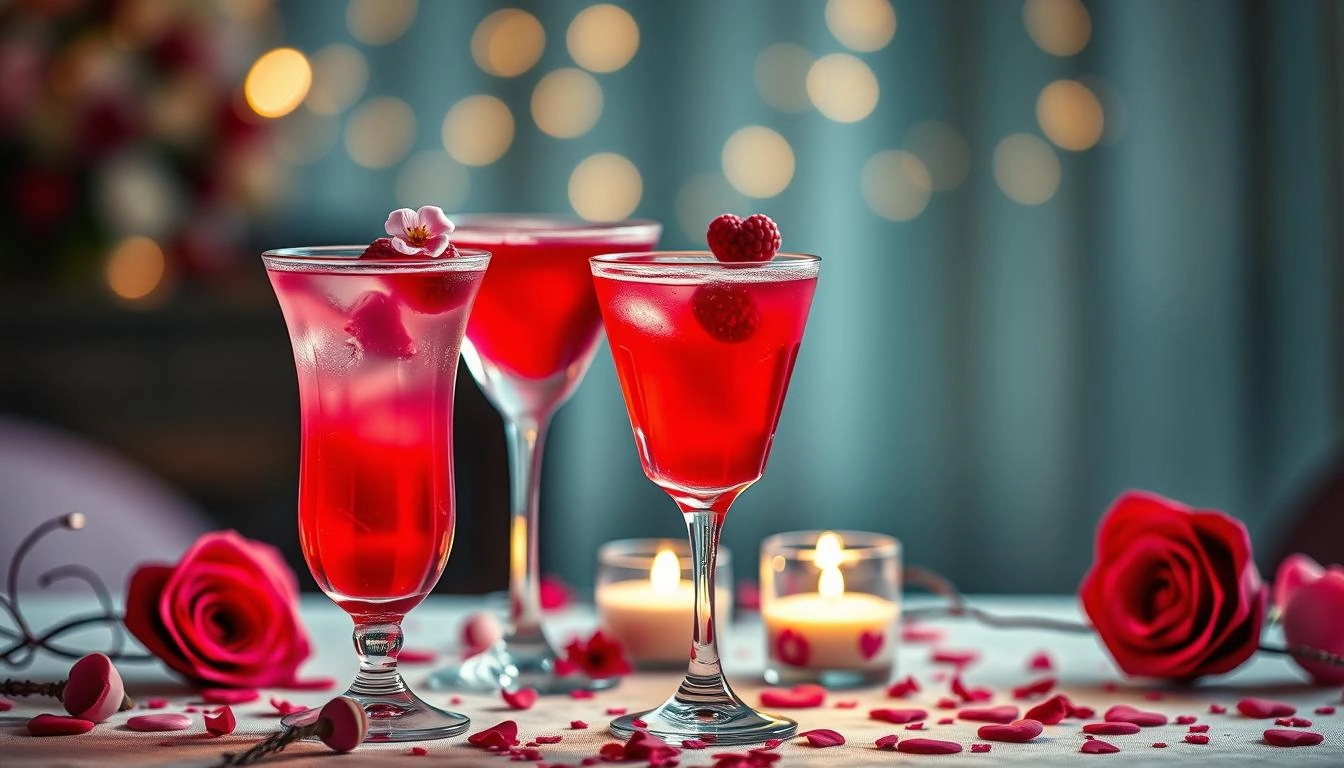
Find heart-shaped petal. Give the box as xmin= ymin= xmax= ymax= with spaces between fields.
xmin=1104 ymin=704 xmax=1168 ymax=727
xmin=501 ymin=687 xmax=538 ymax=711
xmin=1237 ymin=697 xmax=1295 ymax=719
xmin=1263 ymin=728 xmax=1324 ymax=747
xmin=27 ymin=713 xmax=94 ymax=736
xmin=1024 ymin=694 xmax=1071 ymax=725
xmin=886 ymin=675 xmax=920 ymax=698
xmin=205 ymin=706 xmax=236 ymax=736
xmin=897 ymin=738 xmax=962 ymax=754
xmin=1081 ymin=738 xmax=1120 ymax=754
xmin=1083 ymin=721 xmax=1140 ymax=735
xmin=798 ymin=728 xmax=845 ymax=747
xmin=468 ymin=719 xmax=519 ymax=749
xmin=759 ymin=684 xmax=825 ymax=709
xmin=977 ymin=718 xmax=1044 ymax=743
xmin=875 ymin=734 xmax=899 ymax=749
xmin=870 ymin=707 xmax=928 ymax=724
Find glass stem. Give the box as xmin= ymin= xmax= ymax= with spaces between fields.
xmin=349 ymin=620 xmax=406 ymax=698
xmin=505 ymin=415 xmax=550 ymax=645
xmin=676 ymin=510 xmax=731 ymax=703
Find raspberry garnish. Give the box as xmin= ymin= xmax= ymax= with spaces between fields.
xmin=707 ymin=213 xmax=780 ymax=263
xmin=691 ymin=283 xmax=758 ymax=342
xmin=360 ymin=237 xmax=400 ymax=259
xmin=345 ymin=291 xmax=415 ymax=358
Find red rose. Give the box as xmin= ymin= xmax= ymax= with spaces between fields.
xmin=1079 ymin=491 xmax=1266 ymax=679
xmin=1274 ymin=554 xmax=1344 ymax=685
xmin=124 ymin=530 xmax=313 ymax=688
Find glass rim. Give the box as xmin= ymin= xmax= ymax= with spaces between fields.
xmin=597 ymin=538 xmax=732 ymax=570
xmin=449 ymin=213 xmax=662 ymax=243
xmin=760 ymin=530 xmax=900 ymax=561
xmin=590 ymin=251 xmax=819 ymax=281
xmin=261 ymin=245 xmax=491 ymax=272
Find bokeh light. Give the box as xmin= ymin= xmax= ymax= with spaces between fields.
xmin=569 ymin=153 xmax=642 ymax=222
xmin=442 ymin=95 xmax=515 ymax=166
xmin=346 ymin=0 xmax=418 ymax=46
xmin=861 ymin=150 xmax=932 ymax=221
xmin=344 ymin=96 xmax=416 ymax=169
xmin=568 ymin=4 xmax=640 ymax=73
xmin=304 ymin=44 xmax=369 ymax=116
xmin=105 ymin=235 xmax=165 ymax=302
xmin=903 ymin=120 xmax=971 ymax=192
xmin=806 ymin=53 xmax=879 ymax=123
xmin=395 ymin=150 xmax=470 ymax=211
xmin=531 ymin=68 xmax=603 ymax=139
xmin=993 ymin=133 xmax=1061 ymax=205
xmin=825 ymin=0 xmax=897 ymax=52
xmin=472 ymin=9 xmax=546 ymax=78
xmin=273 ymin=110 xmax=339 ymax=166
xmin=754 ymin=43 xmax=815 ymax=114
xmin=244 ymin=47 xmax=311 ymax=119
xmin=1023 ymin=0 xmax=1091 ymax=57
xmin=676 ymin=173 xmax=744 ymax=243
xmin=1037 ymin=79 xmax=1104 ymax=151
xmin=722 ymin=126 xmax=795 ymax=198
xmin=95 ymin=152 xmax=180 ymax=237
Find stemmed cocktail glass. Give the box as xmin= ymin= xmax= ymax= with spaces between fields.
xmin=590 ymin=251 xmax=820 ymax=743
xmin=263 ymin=246 xmax=489 ymax=741
xmin=427 ymin=215 xmax=661 ymax=694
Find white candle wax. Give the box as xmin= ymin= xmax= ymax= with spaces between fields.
xmin=596 ymin=581 xmax=733 ymax=664
xmin=761 ymin=592 xmax=897 ymax=670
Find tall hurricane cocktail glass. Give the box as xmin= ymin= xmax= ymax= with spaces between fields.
xmin=428 ymin=215 xmax=661 ymax=694
xmin=263 ymin=246 xmax=489 ymax=741
xmin=591 ymin=251 xmax=820 ymax=744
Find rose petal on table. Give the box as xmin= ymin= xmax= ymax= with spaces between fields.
xmin=605 ymin=707 xmax=627 ymax=715
xmin=1209 ymin=703 xmax=1228 ymax=714
xmin=501 ymin=688 xmax=538 ymax=711
xmin=569 ymin=689 xmax=595 ymax=700
xmin=762 ymin=739 xmax=782 ymax=750
xmin=1027 ymin=651 xmax=1054 ymax=671
xmin=407 ymin=746 xmax=428 ymax=756
xmin=27 ymin=714 xmax=94 ymax=736
xmin=126 ymin=714 xmax=192 ymax=732
xmin=1188 ymin=724 xmax=1209 ymax=733
xmin=570 ymin=720 xmax=588 ymax=729
xmin=959 ymin=705 xmax=1020 ymax=724
xmin=535 ymin=735 xmax=562 ymax=744
xmin=681 ymin=739 xmax=707 ymax=749
xmin=905 ymin=722 xmax=925 ymax=731
xmin=936 ymin=697 xmax=959 ymax=709
xmin=268 ymin=697 xmax=305 ymax=716
xmin=201 ymin=688 xmax=259 ymax=705
xmin=952 ymin=675 xmax=993 ymax=702
xmin=205 ymin=706 xmax=236 ymax=736
xmin=897 ymin=737 xmax=962 ymax=754
xmin=798 ymin=728 xmax=845 ymax=747
xmin=397 ymin=648 xmax=438 ymax=664
xmin=145 ymin=699 xmax=168 ymax=709
xmin=875 ymin=734 xmax=899 ymax=749
xmin=468 ymin=720 xmax=520 ymax=749
xmin=1152 ymin=742 xmax=1168 ymax=748
xmin=620 ymin=730 xmax=679 ymax=763
xmin=760 ymin=684 xmax=826 ymax=708
xmin=1314 ymin=706 xmax=1335 ymax=715
xmin=0 ymin=696 xmax=13 ymax=712
xmin=932 ymin=648 xmax=980 ymax=667
xmin=1103 ymin=704 xmax=1167 ymax=727
xmin=1069 ymin=704 xmax=1096 ymax=719
xmin=1025 ymin=694 xmax=1071 ymax=725
xmin=1012 ymin=676 xmax=1056 ymax=699
xmin=1290 ymin=717 xmax=1312 ymax=727
xmin=1080 ymin=738 xmax=1120 ymax=754
xmin=1083 ymin=722 xmax=1140 ymax=735
xmin=870 ymin=707 xmax=928 ymax=724
xmin=971 ymin=743 xmax=992 ymax=753
xmin=1174 ymin=714 xmax=1198 ymax=724
xmin=1184 ymin=734 xmax=1210 ymax=745
xmin=977 ymin=718 xmax=1044 ymax=743
xmin=886 ymin=675 xmax=920 ymax=698
xmin=938 ymin=717 xmax=955 ymax=725
xmin=1237 ymin=697 xmax=1295 ymax=719
xmin=1263 ymin=728 xmax=1324 ymax=747
xmin=834 ymin=699 xmax=858 ymax=709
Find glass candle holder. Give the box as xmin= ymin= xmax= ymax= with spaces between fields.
xmin=760 ymin=530 xmax=900 ymax=688
xmin=596 ymin=539 xmax=733 ymax=668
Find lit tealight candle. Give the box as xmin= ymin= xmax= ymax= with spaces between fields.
xmin=761 ymin=532 xmax=898 ymax=677
xmin=596 ymin=547 xmax=733 ymax=666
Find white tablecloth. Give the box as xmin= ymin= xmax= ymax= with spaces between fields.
xmin=2 ymin=595 xmax=1341 ymax=766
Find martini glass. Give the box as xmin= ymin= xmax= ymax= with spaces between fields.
xmin=263 ymin=246 xmax=489 ymax=741
xmin=428 ymin=215 xmax=661 ymax=694
xmin=590 ymin=251 xmax=820 ymax=744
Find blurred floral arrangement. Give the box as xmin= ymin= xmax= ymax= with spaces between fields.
xmin=0 ymin=0 xmax=280 ymax=291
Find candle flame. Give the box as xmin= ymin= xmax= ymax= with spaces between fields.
xmin=819 ymin=564 xmax=845 ymax=598
xmin=816 ymin=531 xmax=845 ymax=598
xmin=650 ymin=549 xmax=681 ymax=594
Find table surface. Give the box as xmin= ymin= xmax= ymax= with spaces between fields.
xmin=2 ymin=595 xmax=1341 ymax=766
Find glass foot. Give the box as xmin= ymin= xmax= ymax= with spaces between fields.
xmin=426 ymin=641 xmax=620 ymax=695
xmin=610 ymin=695 xmax=796 ymax=745
xmin=281 ymin=688 xmax=468 ymax=743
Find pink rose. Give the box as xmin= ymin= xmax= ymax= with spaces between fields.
xmin=124 ymin=531 xmax=313 ymax=688
xmin=1274 ymin=554 xmax=1344 ymax=685
xmin=1079 ymin=491 xmax=1266 ymax=679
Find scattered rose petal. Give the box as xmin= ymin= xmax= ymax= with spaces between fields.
xmin=1184 ymin=734 xmax=1209 ymax=745
xmin=205 ymin=706 xmax=236 ymax=736
xmin=971 ymin=743 xmax=992 ymax=753
xmin=398 ymin=648 xmax=438 ymax=664
xmin=936 ymin=697 xmax=959 ymax=709
xmin=569 ymin=689 xmax=594 ymax=700
xmin=1152 ymin=742 xmax=1168 ymax=748
xmin=952 ymin=676 xmax=993 ymax=702
xmin=0 ymin=697 xmax=13 ymax=712
xmin=1175 ymin=715 xmax=1197 ymax=725
xmin=905 ymin=722 xmax=925 ymax=731
xmin=763 ymin=739 xmax=782 ymax=750
xmin=605 ymin=707 xmax=627 ymax=715
xmin=682 ymin=739 xmax=707 ymax=749
xmin=932 ymin=648 xmax=980 ymax=667
xmin=870 ymin=707 xmax=928 ymax=724
xmin=1012 ymin=677 xmax=1056 ymax=699
xmin=127 ymin=713 xmax=192 ymax=732
xmin=1237 ymin=697 xmax=1295 ymax=719
xmin=502 ymin=688 xmax=538 ymax=711
xmin=1315 ymin=706 xmax=1335 ymax=715
xmin=1209 ymin=703 xmax=1227 ymax=714
xmin=760 ymin=684 xmax=826 ymax=709
xmin=1275 ymin=717 xmax=1293 ymax=726
xmin=570 ymin=720 xmax=588 ymax=729
xmin=27 ymin=714 xmax=94 ymax=736
xmin=564 ymin=630 xmax=632 ymax=679
xmin=1025 ymin=694 xmax=1070 ymax=725
xmin=146 ymin=698 xmax=168 ymax=709
xmin=599 ymin=743 xmax=625 ymax=761
xmin=1081 ymin=739 xmax=1120 ymax=754
xmin=1069 ymin=705 xmax=1096 ymax=719
xmin=1083 ymin=722 xmax=1141 ymax=735
xmin=268 ymin=698 xmax=305 ymax=716
xmin=536 ymin=735 xmax=562 ymax=744
xmin=1103 ymin=704 xmax=1167 ymax=727
xmin=938 ymin=718 xmax=954 ymax=725
xmin=875 ymin=734 xmax=899 ymax=749
xmin=631 ymin=718 xmax=648 ymax=728
xmin=834 ymin=700 xmax=858 ymax=709
xmin=1263 ymin=728 xmax=1324 ymax=747
xmin=1027 ymin=651 xmax=1054 ymax=671
xmin=620 ymin=730 xmax=680 ymax=764
xmin=1290 ymin=717 xmax=1312 ymax=727
xmin=959 ymin=705 xmax=1020 ymax=723
xmin=468 ymin=720 xmax=520 ymax=749
xmin=408 ymin=746 xmax=428 ymax=756
xmin=799 ymin=728 xmax=845 ymax=747
xmin=978 ymin=718 xmax=1044 ymax=743
xmin=449 ymin=696 xmax=462 ymax=705
xmin=886 ymin=675 xmax=920 ymax=698
xmin=902 ymin=624 xmax=944 ymax=643
xmin=897 ymin=738 xmax=962 ymax=754
xmin=1188 ymin=724 xmax=1209 ymax=733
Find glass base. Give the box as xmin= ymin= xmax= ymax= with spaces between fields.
xmin=425 ymin=641 xmax=621 ymax=695
xmin=610 ymin=695 xmax=797 ymax=745
xmin=764 ymin=664 xmax=892 ymax=690
xmin=281 ymin=688 xmax=468 ymax=743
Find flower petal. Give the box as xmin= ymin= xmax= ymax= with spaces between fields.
xmin=386 ymin=208 xmax=417 ymax=237
xmin=415 ymin=205 xmax=454 ymax=236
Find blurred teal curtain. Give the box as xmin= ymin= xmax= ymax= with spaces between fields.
xmin=278 ymin=1 xmax=1342 ymax=592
